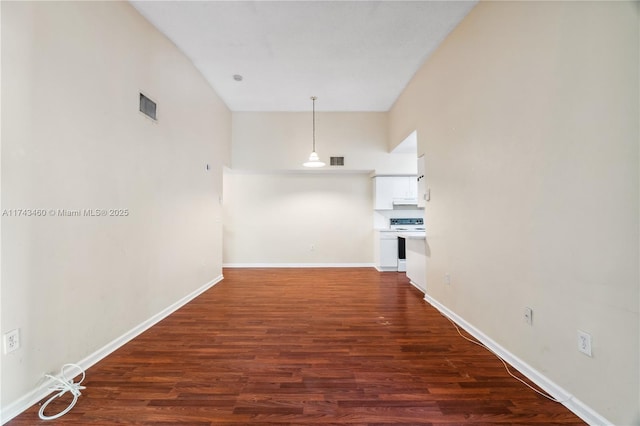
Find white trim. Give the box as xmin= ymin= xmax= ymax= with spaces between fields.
xmin=223 ymin=263 xmax=375 ymax=268
xmin=1 ymin=275 xmax=223 ymax=425
xmin=374 ymin=266 xmax=398 ymax=272
xmin=423 ymin=293 xmax=612 ymax=426
xmin=408 ymin=280 xmax=425 ymax=294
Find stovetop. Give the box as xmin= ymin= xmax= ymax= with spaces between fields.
xmin=389 ymin=217 xmax=424 ymax=231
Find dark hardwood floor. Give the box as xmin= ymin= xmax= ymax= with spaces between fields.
xmin=9 ymin=268 xmax=584 ymax=425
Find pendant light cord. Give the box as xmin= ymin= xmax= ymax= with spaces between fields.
xmin=311 ymin=96 xmax=317 ymax=152
xmin=302 ymin=95 xmax=324 ymax=167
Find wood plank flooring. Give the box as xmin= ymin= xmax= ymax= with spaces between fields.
xmin=9 ymin=268 xmax=584 ymax=425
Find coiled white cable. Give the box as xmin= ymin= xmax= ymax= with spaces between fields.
xmin=38 ymin=363 xmax=86 ymax=420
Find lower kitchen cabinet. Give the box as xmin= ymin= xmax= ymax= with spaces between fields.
xmin=374 ymin=230 xmax=398 ymax=271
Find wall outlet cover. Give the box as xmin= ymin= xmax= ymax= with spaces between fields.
xmin=4 ymin=329 xmax=20 ymax=354
xmin=577 ymin=330 xmax=592 ymax=357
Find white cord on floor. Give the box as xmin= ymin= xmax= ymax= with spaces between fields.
xmin=38 ymin=363 xmax=86 ymax=420
xmin=446 ymin=316 xmax=572 ymax=404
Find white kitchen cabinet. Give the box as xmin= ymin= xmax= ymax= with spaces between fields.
xmin=373 ymin=177 xmax=395 ymax=210
xmin=374 ymin=230 xmax=398 ymax=271
xmin=394 ymin=177 xmax=417 ymax=200
xmin=417 ymin=155 xmax=426 ymax=208
xmin=373 ymin=176 xmax=417 ymax=210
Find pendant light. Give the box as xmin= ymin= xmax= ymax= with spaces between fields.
xmin=303 ymin=96 xmax=325 ymax=167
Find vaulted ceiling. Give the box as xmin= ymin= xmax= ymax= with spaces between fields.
xmin=130 ymin=1 xmax=477 ymax=112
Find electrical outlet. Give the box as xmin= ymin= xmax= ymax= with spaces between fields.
xmin=444 ymin=273 xmax=451 ymax=286
xmin=4 ymin=329 xmax=20 ymax=354
xmin=578 ymin=330 xmax=592 ymax=357
xmin=523 ymin=307 xmax=533 ymax=326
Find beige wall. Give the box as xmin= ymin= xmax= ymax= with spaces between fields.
xmin=223 ymin=171 xmax=373 ymax=266
xmin=226 ymin=111 xmax=416 ymax=267
xmin=233 ymin=112 xmax=415 ymax=174
xmin=390 ymin=1 xmax=639 ymax=424
xmin=1 ymin=1 xmax=230 ymax=412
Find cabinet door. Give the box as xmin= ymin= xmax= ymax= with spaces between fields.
xmin=380 ymin=238 xmax=398 ymax=268
xmin=374 ymin=176 xmax=418 ymax=209
xmin=417 ymin=155 xmax=426 ymax=208
xmin=392 ymin=177 xmax=417 ymax=200
xmin=407 ymin=176 xmax=418 ymax=200
xmin=374 ymin=177 xmax=394 ymax=210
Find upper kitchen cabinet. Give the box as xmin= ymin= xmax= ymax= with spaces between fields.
xmin=417 ymin=155 xmax=427 ymax=208
xmin=373 ymin=176 xmax=418 ymax=210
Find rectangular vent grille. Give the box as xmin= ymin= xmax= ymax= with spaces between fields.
xmin=330 ymin=156 xmax=344 ymax=166
xmin=139 ymin=93 xmax=157 ymax=120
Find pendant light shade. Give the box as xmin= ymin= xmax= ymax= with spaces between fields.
xmin=303 ymin=96 xmax=325 ymax=168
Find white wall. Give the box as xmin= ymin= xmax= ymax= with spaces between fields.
xmin=224 ymin=171 xmax=372 ymax=266
xmin=390 ymin=1 xmax=639 ymax=424
xmin=1 ymin=1 xmax=230 ymax=415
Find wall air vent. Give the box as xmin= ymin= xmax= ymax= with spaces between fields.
xmin=139 ymin=93 xmax=157 ymax=120
xmin=330 ymin=156 xmax=344 ymax=166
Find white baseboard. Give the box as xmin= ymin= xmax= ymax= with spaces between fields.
xmin=1 ymin=275 xmax=224 ymax=425
xmin=423 ymin=293 xmax=611 ymax=426
xmin=223 ymin=263 xmax=375 ymax=268
xmin=374 ymin=266 xmax=398 ymax=272
xmin=408 ymin=280 xmax=426 ymax=294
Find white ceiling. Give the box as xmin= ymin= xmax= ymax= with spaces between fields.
xmin=130 ymin=1 xmax=477 ymax=112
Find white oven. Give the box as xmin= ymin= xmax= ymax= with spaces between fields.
xmin=390 ymin=218 xmax=424 ymax=272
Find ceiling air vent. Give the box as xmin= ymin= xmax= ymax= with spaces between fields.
xmin=139 ymin=93 xmax=157 ymax=120
xmin=330 ymin=156 xmax=344 ymax=166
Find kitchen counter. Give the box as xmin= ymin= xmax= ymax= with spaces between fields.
xmin=374 ymin=228 xmax=425 ymax=273
xmin=397 ymin=231 xmax=426 ymax=240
